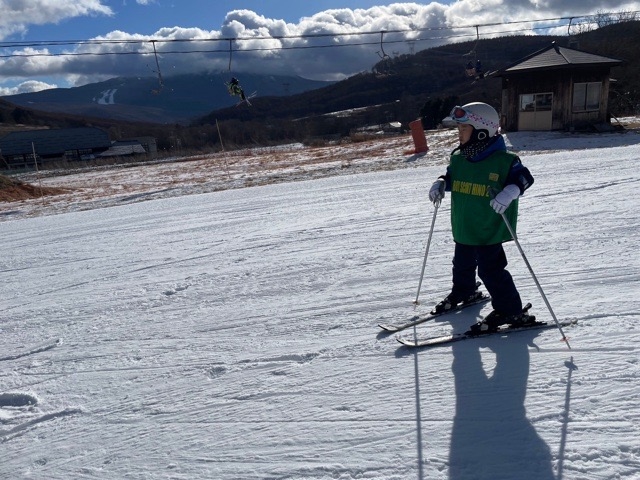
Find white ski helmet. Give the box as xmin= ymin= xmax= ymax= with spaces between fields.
xmin=449 ymin=102 xmax=500 ymax=139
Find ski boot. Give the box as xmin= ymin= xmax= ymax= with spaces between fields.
xmin=431 ymin=289 xmax=485 ymax=315
xmin=469 ymin=307 xmax=536 ymax=334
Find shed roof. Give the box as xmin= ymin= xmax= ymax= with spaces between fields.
xmin=99 ymin=141 xmax=147 ymax=157
xmin=498 ymin=42 xmax=622 ymax=74
xmin=0 ymin=127 xmax=111 ymax=156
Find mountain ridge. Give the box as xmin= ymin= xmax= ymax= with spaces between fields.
xmin=2 ymin=72 xmax=335 ymax=124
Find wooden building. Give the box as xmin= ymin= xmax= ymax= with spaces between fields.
xmin=496 ymin=43 xmax=622 ymax=131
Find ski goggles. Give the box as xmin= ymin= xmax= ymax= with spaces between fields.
xmin=449 ymin=106 xmax=470 ymax=123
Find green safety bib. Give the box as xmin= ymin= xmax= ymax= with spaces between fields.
xmin=448 ymin=150 xmax=519 ymax=245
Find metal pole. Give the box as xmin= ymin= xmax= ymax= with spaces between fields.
xmin=31 ymin=142 xmax=45 ymax=206
xmin=215 ymin=119 xmax=231 ymax=181
xmin=414 ymin=201 xmax=439 ymax=305
xmin=500 ymin=212 xmax=571 ymax=348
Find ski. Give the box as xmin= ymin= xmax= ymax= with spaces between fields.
xmin=397 ymin=319 xmax=576 ymax=348
xmin=236 ymin=91 xmax=257 ymax=107
xmin=378 ymin=294 xmax=490 ymax=332
xmin=471 ymin=70 xmax=499 ymax=84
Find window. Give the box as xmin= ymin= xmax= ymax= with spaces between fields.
xmin=573 ymin=82 xmax=601 ymax=112
xmin=519 ymin=93 xmax=552 ymax=112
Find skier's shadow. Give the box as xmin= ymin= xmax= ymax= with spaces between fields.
xmin=449 ymin=331 xmax=555 ymax=480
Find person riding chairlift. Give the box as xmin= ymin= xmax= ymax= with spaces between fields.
xmin=227 ymin=77 xmax=247 ymax=101
xmin=466 ymin=60 xmax=484 ymax=80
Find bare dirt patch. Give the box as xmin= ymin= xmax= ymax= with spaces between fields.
xmin=0 ymin=175 xmax=69 ymax=202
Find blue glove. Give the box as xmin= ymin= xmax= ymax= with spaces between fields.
xmin=429 ymin=179 xmax=445 ymax=204
xmin=490 ymin=184 xmax=520 ymax=214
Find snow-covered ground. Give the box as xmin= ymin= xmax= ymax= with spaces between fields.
xmin=1 ymin=122 xmax=640 ymax=479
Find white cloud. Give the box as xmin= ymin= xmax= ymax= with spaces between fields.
xmin=0 ymin=1 xmax=639 ymax=87
xmin=0 ymin=79 xmax=57 ymax=96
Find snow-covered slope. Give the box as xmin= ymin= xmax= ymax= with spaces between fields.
xmin=1 ymin=127 xmax=639 ymax=479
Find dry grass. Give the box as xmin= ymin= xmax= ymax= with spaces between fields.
xmin=0 ymin=175 xmax=69 ymax=202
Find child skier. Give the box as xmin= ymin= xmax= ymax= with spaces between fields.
xmin=428 ymin=102 xmax=535 ymax=333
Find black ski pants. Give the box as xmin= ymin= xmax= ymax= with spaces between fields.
xmin=450 ymin=242 xmax=523 ymax=315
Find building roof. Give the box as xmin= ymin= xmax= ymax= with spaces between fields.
xmin=99 ymin=141 xmax=147 ymax=157
xmin=497 ymin=42 xmax=622 ymax=75
xmin=0 ymin=127 xmax=111 ymax=156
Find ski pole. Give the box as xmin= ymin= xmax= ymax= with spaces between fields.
xmin=499 ymin=212 xmax=571 ymax=348
xmin=414 ymin=200 xmax=440 ymax=305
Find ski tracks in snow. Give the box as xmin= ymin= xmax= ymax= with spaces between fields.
xmin=0 ymin=338 xmax=61 ymax=361
xmin=1 ymin=136 xmax=640 ymax=478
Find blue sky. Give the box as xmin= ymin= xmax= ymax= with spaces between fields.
xmin=0 ymin=0 xmax=638 ymax=95
xmin=21 ymin=1 xmax=408 ymax=40
xmin=22 ymin=0 xmax=408 ymax=40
